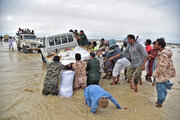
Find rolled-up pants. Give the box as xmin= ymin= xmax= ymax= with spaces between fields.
xmin=126 ymin=65 xmax=142 ymax=85
xmin=156 ymin=80 xmax=173 ymax=104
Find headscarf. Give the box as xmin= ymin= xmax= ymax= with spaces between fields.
xmin=137 ymin=36 xmax=145 ymax=48
xmin=109 ymin=39 xmax=117 ymax=48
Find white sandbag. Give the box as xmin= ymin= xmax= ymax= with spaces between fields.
xmin=57 ymin=46 xmax=90 ymax=65
xmin=59 ymin=70 xmax=75 ymax=98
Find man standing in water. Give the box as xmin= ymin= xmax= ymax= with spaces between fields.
xmin=42 ymin=56 xmax=63 ymax=95
xmin=126 ymin=35 xmax=148 ymax=92
xmin=146 ymin=41 xmax=158 ymax=82
xmin=87 ymin=52 xmax=100 ymax=86
xmin=74 ymin=30 xmax=88 ymax=46
xmin=112 ymin=34 xmax=148 ymax=92
xmin=74 ymin=29 xmax=81 ymax=46
xmin=8 ymin=36 xmax=15 ymax=51
xmin=72 ymin=53 xmax=87 ymax=90
xmin=153 ymin=38 xmax=175 ymax=108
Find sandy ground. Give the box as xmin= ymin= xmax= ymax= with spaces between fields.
xmin=0 ymin=42 xmax=180 ymax=120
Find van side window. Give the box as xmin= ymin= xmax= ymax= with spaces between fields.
xmin=55 ymin=36 xmax=61 ymax=45
xmin=68 ymin=35 xmax=73 ymax=42
xmin=61 ymin=36 xmax=68 ymax=44
xmin=49 ymin=37 xmax=55 ymax=46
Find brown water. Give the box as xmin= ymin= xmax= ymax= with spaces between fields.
xmin=0 ymin=42 xmax=180 ymax=120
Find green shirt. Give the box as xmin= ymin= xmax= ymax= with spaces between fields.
xmin=79 ymin=33 xmax=88 ymax=46
xmin=87 ymin=58 xmax=100 ymax=82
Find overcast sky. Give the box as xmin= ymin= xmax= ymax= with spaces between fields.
xmin=0 ymin=0 xmax=180 ymax=43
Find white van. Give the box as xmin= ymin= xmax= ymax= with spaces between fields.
xmin=17 ymin=34 xmax=42 ymax=53
xmin=40 ymin=32 xmax=78 ymax=62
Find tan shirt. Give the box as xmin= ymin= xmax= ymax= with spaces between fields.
xmin=153 ymin=48 xmax=176 ymax=82
xmin=72 ymin=60 xmax=87 ymax=77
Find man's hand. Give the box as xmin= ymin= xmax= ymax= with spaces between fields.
xmin=91 ymin=110 xmax=96 ymax=114
xmin=74 ymin=35 xmax=80 ymax=40
xmin=109 ymin=57 xmax=114 ymax=61
xmin=117 ymin=105 xmax=122 ymax=109
xmin=148 ymin=56 xmax=151 ymax=60
xmin=97 ymin=51 xmax=102 ymax=56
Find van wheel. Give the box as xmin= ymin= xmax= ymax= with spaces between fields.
xmin=41 ymin=52 xmax=46 ymax=63
xmin=22 ymin=46 xmax=28 ymax=53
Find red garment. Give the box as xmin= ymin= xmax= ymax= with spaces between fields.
xmin=147 ymin=49 xmax=158 ymax=77
xmin=146 ymin=45 xmax=152 ymax=52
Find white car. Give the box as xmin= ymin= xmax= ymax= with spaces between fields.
xmin=17 ymin=34 xmax=42 ymax=53
xmin=40 ymin=32 xmax=79 ymax=63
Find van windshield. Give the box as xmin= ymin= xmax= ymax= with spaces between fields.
xmin=24 ymin=35 xmax=36 ymax=40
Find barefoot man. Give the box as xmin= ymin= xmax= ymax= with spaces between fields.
xmin=109 ymin=34 xmax=148 ymax=92
xmin=153 ymin=38 xmax=175 ymax=108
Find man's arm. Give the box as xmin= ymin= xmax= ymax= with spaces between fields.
xmin=109 ymin=95 xmax=121 ymax=109
xmin=74 ymin=35 xmax=81 ymax=40
xmin=109 ymin=46 xmax=129 ymax=61
xmin=91 ymin=102 xmax=98 ymax=113
xmin=137 ymin=44 xmax=148 ymax=70
xmin=142 ymin=59 xmax=146 ymax=71
xmin=84 ymin=87 xmax=91 ymax=107
xmin=138 ymin=44 xmax=148 ymax=58
xmin=149 ymin=54 xmax=156 ymax=58
xmin=86 ymin=98 xmax=92 ymax=107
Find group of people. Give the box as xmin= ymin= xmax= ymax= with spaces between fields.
xmin=42 ymin=33 xmax=176 ymax=113
xmin=16 ymin=28 xmax=34 ymax=36
xmin=42 ymin=51 xmax=101 ymax=94
xmin=69 ymin=29 xmax=90 ymax=47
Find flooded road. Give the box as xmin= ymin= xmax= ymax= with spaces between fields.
xmin=0 ymin=42 xmax=180 ymax=120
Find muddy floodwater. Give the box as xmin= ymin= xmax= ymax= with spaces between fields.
xmin=0 ymin=42 xmax=180 ymax=120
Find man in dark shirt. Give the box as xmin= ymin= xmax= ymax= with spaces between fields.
xmin=74 ymin=30 xmax=88 ymax=46
xmin=87 ymin=52 xmax=100 ymax=85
